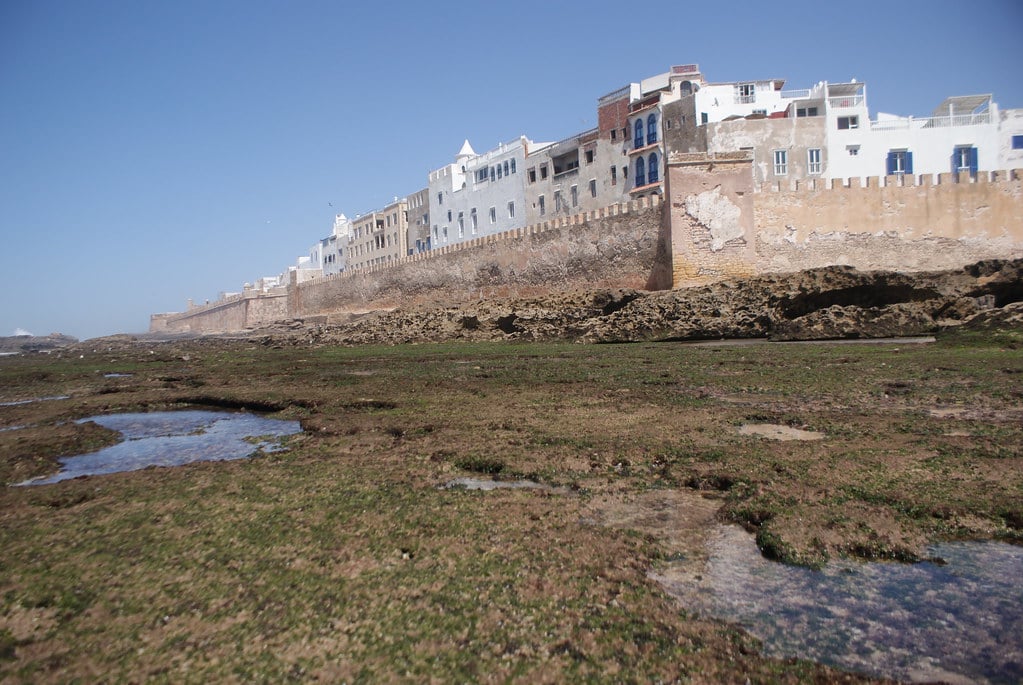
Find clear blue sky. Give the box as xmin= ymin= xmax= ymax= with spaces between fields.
xmin=2 ymin=0 xmax=1020 ymax=340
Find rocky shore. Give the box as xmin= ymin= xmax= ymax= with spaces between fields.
xmin=237 ymin=258 xmax=1023 ymax=346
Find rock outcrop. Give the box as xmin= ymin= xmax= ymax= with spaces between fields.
xmin=233 ymin=258 xmax=1023 ymax=347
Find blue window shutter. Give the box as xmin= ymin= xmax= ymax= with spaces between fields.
xmin=636 ymin=157 xmax=645 ymax=186
xmin=969 ymin=147 xmax=978 ymax=175
xmin=634 ymin=120 xmax=644 ymax=148
xmin=905 ymin=151 xmax=913 ymax=175
xmin=648 ymin=152 xmax=658 ymax=182
xmin=886 ymin=152 xmax=895 ymax=176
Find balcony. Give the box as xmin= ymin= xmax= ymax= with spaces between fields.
xmin=828 ymin=95 xmax=864 ymax=109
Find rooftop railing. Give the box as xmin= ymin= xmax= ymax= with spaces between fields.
xmin=781 ymin=89 xmax=811 ymax=99
xmin=870 ymin=111 xmax=992 ymax=131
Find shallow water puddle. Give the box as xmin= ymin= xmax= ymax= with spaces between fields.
xmin=653 ymin=524 xmax=1023 ymax=684
xmin=442 ymin=477 xmax=555 ymax=491
xmin=15 ymin=410 xmax=302 ymax=486
xmin=0 ymin=395 xmax=70 ymax=407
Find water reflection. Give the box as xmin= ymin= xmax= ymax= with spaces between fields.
xmin=654 ymin=525 xmax=1023 ymax=684
xmin=15 ymin=410 xmax=301 ymax=486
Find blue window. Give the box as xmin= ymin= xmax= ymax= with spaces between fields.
xmin=952 ymin=146 xmax=978 ymax=176
xmin=510 ymin=158 xmax=516 ymax=173
xmin=647 ymin=114 xmax=658 ymax=145
xmin=886 ymin=150 xmax=913 ymax=175
xmin=1013 ymin=135 xmax=1023 ymax=150
xmin=635 ymin=156 xmax=646 ymax=187
xmin=634 ymin=119 xmax=644 ymax=149
xmin=648 ymin=152 xmax=658 ymax=183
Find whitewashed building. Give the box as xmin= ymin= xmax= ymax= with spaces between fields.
xmin=428 ymin=138 xmax=538 ymax=247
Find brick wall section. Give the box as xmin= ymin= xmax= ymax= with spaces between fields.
xmin=754 ymin=170 xmax=1023 ymax=274
xmin=290 ymin=199 xmax=669 ymax=317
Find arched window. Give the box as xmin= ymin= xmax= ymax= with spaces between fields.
xmin=648 ymin=152 xmax=659 ymax=183
xmin=647 ymin=114 xmax=658 ymax=144
xmin=633 ymin=119 xmax=644 ymax=149
xmin=635 ymin=156 xmax=646 ymax=187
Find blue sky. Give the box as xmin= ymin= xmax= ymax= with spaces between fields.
xmin=2 ymin=0 xmax=1021 ymax=340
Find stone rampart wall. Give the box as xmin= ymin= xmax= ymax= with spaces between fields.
xmin=155 ymin=289 xmax=287 ymax=333
xmin=290 ymin=197 xmax=669 ymax=318
xmin=754 ymin=170 xmax=1023 ymax=274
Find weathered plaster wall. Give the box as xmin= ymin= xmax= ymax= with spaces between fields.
xmin=754 ymin=171 xmax=1023 ymax=273
xmin=290 ymin=199 xmax=668 ymax=318
xmin=665 ymin=152 xmax=757 ymax=284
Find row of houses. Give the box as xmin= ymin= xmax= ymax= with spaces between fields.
xmin=247 ymin=62 xmax=1023 ymax=293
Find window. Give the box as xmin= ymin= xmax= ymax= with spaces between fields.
xmin=490 ymin=167 xmax=495 ymax=182
xmin=953 ymin=146 xmax=978 ymax=176
xmin=507 ymin=201 xmax=515 ymax=218
xmin=437 ymin=193 xmax=443 ymax=205
xmin=635 ymin=156 xmax=646 ymax=187
xmin=585 ymin=149 xmax=594 ymax=164
xmin=611 ymin=165 xmax=617 ymax=186
xmin=554 ymin=191 xmax=562 ymax=212
xmin=540 ymin=164 xmax=548 ymax=180
xmin=837 ymin=116 xmax=859 ymax=130
xmin=796 ymin=106 xmax=819 ymax=117
xmin=503 ymin=161 xmax=510 ymax=176
xmin=735 ymin=83 xmax=756 ymax=104
xmin=457 ymin=212 xmax=464 ymax=237
xmin=489 ymin=207 xmax=496 ymax=224
xmin=701 ymin=112 xmax=708 ymax=124
xmin=773 ymin=149 xmax=788 ymax=176
xmin=648 ymin=152 xmax=658 ymax=183
xmin=447 ymin=210 xmax=452 ymax=222
xmin=886 ymin=150 xmax=912 ymax=175
xmin=589 ymin=179 xmax=597 ymax=197
xmin=647 ymin=114 xmax=658 ymax=144
xmin=497 ymin=164 xmax=502 ymax=179
xmin=538 ymin=195 xmax=545 ymax=216
xmin=847 ymin=145 xmax=860 ymax=156
xmin=807 ymin=148 xmax=822 ymax=175
xmin=623 ymin=165 xmax=628 ymax=179
xmin=634 ymin=119 xmax=644 ymax=148
xmin=570 ymin=185 xmax=578 ymax=207
xmin=1014 ymin=135 xmax=1023 ymax=150
xmin=510 ymin=159 xmax=516 ymax=173
xmin=528 ymin=167 xmax=536 ymax=183
xmin=611 ymin=129 xmax=617 ymax=142
xmin=470 ymin=208 xmax=478 ymax=234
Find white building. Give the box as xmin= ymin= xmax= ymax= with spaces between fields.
xmin=428 ymin=137 xmax=539 ymax=247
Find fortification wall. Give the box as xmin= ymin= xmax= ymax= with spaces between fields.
xmin=155 ymin=289 xmax=287 ymax=333
xmin=290 ymin=198 xmax=669 ymax=318
xmin=754 ymin=171 xmax=1023 ymax=273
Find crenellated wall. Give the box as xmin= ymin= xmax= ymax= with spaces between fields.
xmin=291 ymin=197 xmax=669 ymax=319
xmin=665 ymin=152 xmax=1023 ymax=286
xmin=754 ymin=170 xmax=1023 ymax=274
xmin=151 ymin=163 xmax=1023 ymax=334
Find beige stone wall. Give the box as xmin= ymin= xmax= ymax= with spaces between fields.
xmin=156 ymin=290 xmax=287 ymax=334
xmin=754 ymin=171 xmax=1023 ymax=273
xmin=290 ymin=198 xmax=668 ymax=317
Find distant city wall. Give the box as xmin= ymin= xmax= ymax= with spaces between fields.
xmin=151 ymin=289 xmax=287 ymax=334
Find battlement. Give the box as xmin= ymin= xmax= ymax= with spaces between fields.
xmin=756 ymin=169 xmax=1021 ymax=193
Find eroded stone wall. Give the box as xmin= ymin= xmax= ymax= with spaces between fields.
xmin=754 ymin=171 xmax=1023 ymax=274
xmin=291 ymin=200 xmax=669 ymax=319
